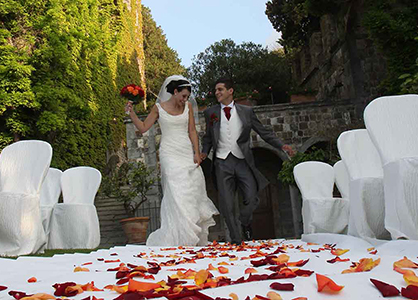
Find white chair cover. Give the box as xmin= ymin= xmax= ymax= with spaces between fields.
xmin=333 ymin=160 xmax=349 ymax=199
xmin=0 ymin=140 xmax=52 ymax=256
xmin=39 ymin=168 xmax=62 ymax=247
xmin=364 ymin=94 xmax=418 ymax=239
xmin=48 ymin=167 xmax=101 ymax=249
xmin=294 ymin=161 xmax=349 ymax=234
xmin=337 ymin=129 xmax=389 ymax=240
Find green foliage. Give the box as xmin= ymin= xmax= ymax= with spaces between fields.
xmin=141 ymin=6 xmax=186 ymax=106
xmin=363 ymin=0 xmax=418 ymax=94
xmin=265 ymin=0 xmax=321 ymax=50
xmin=278 ymin=148 xmax=327 ymax=185
xmin=0 ymin=0 xmax=145 ymax=171
xmin=188 ymin=39 xmax=291 ymax=106
xmin=101 ymin=161 xmax=158 ymax=217
xmin=399 ymin=50 xmax=418 ymax=93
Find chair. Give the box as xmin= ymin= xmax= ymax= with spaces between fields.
xmin=0 ymin=140 xmax=52 ymax=256
xmin=48 ymin=167 xmax=101 ymax=249
xmin=39 ymin=168 xmax=62 ymax=248
xmin=333 ymin=160 xmax=349 ymax=199
xmin=337 ymin=129 xmax=390 ymax=239
xmin=294 ymin=161 xmax=349 ymax=234
xmin=364 ymin=94 xmax=418 ymax=239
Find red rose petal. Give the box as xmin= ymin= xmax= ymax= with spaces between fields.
xmin=327 ymin=256 xmax=350 ymax=264
xmin=401 ymin=285 xmax=418 ymax=299
xmin=0 ymin=286 xmax=7 ymax=291
xmin=270 ymin=282 xmax=294 ymax=291
xmin=370 ymin=279 xmax=400 ymax=297
xmin=8 ymin=291 xmax=32 ymax=299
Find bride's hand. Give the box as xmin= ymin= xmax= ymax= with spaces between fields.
xmin=194 ymin=153 xmax=202 ymax=166
xmin=125 ymin=101 xmax=134 ymax=115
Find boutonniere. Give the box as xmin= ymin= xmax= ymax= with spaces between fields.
xmin=210 ymin=113 xmax=219 ymax=125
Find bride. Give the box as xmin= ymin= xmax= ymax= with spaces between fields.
xmin=125 ymin=75 xmax=219 ymax=246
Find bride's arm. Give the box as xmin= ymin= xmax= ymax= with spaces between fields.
xmin=187 ymin=102 xmax=201 ymax=165
xmin=127 ymin=102 xmax=158 ymax=134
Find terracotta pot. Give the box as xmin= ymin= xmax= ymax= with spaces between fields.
xmin=120 ymin=216 xmax=150 ymax=244
xmin=290 ymin=94 xmax=316 ymax=103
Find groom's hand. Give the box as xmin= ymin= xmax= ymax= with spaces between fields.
xmin=200 ymin=153 xmax=207 ymax=160
xmin=282 ymin=144 xmax=295 ymax=157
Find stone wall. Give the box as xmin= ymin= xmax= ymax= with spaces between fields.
xmin=292 ymin=8 xmax=387 ymax=108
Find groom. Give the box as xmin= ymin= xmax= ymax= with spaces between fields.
xmin=201 ymin=77 xmax=294 ymax=244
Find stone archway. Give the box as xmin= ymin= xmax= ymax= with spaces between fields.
xmin=252 ymin=147 xmax=294 ymax=239
xmin=300 ymin=136 xmax=330 ymax=153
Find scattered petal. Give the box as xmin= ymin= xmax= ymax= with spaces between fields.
xmin=245 ymin=268 xmax=258 ymax=274
xmin=370 ymin=278 xmax=400 ymax=297
xmin=394 ymin=257 xmax=418 ymax=269
xmin=20 ymin=293 xmax=55 ymax=300
xmin=267 ymin=291 xmax=282 ymax=300
xmin=127 ymin=279 xmax=161 ymax=292
xmin=327 ymin=256 xmax=350 ymax=264
xmin=27 ymin=277 xmax=37 ymax=283
xmin=316 ymin=273 xmax=344 ymax=293
xmin=195 ymin=270 xmax=209 ymax=285
xmin=270 ymin=282 xmax=294 ymax=291
xmin=331 ymin=249 xmax=349 ymax=256
xmin=230 ymin=293 xmax=238 ymax=300
xmin=401 ymin=285 xmax=418 ymax=299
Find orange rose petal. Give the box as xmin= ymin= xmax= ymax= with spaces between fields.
xmin=127 ymin=279 xmax=161 ymax=292
xmin=73 ymin=266 xmax=89 ymax=272
xmin=27 ymin=277 xmax=37 ymax=283
xmin=404 ymin=272 xmax=418 ymax=286
xmin=394 ymin=256 xmax=418 ymax=269
xmin=229 ymin=293 xmax=239 ymax=300
xmin=342 ymin=258 xmax=380 ymax=274
xmin=20 ymin=293 xmax=55 ymax=300
xmin=267 ymin=291 xmax=283 ymax=300
xmin=195 ymin=269 xmax=209 ymax=285
xmin=104 ymin=284 xmax=127 ymax=294
xmin=316 ymin=273 xmax=344 ymax=293
xmin=81 ymin=282 xmax=103 ymax=291
xmin=272 ymin=254 xmax=290 ymax=265
xmin=331 ymin=249 xmax=349 ymax=256
xmin=245 ymin=267 xmax=258 ymax=274
xmin=207 ymin=263 xmax=217 ymax=271
xmin=218 ymin=266 xmax=229 ymax=274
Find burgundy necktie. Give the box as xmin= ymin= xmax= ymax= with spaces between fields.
xmin=223 ymin=106 xmax=231 ymax=120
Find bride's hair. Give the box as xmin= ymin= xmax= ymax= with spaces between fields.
xmin=166 ymin=79 xmax=192 ymax=94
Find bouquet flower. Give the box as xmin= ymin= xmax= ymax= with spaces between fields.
xmin=120 ymin=84 xmax=145 ymax=104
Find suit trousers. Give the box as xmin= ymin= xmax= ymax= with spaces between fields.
xmin=214 ymin=153 xmax=259 ymax=243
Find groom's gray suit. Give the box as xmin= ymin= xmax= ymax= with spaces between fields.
xmin=202 ymin=103 xmax=285 ymax=243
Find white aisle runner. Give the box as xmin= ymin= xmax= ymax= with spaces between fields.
xmin=0 ymin=235 xmax=417 ymax=299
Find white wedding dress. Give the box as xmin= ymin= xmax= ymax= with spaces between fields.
xmin=146 ymin=103 xmax=219 ymax=246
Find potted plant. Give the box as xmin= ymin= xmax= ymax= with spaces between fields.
xmin=102 ymin=161 xmax=158 ymax=244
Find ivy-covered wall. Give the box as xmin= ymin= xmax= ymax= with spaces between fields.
xmin=0 ymin=0 xmax=145 ymax=171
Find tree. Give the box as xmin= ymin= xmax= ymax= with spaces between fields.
xmin=141 ymin=6 xmax=186 ymax=106
xmin=188 ymin=39 xmax=291 ymax=105
xmin=265 ymin=0 xmax=320 ymax=51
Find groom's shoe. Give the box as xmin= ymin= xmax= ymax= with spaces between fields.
xmin=242 ymin=224 xmax=253 ymax=241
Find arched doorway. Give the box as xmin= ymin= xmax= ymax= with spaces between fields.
xmin=252 ymin=147 xmax=293 ymax=239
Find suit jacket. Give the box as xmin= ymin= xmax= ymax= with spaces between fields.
xmin=202 ymin=103 xmax=284 ymax=192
